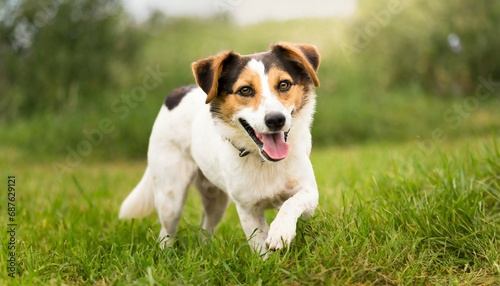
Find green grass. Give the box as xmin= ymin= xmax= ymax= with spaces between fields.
xmin=1 ymin=136 xmax=498 ymax=285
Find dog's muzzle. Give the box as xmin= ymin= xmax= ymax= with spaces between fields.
xmin=239 ymin=118 xmax=290 ymax=161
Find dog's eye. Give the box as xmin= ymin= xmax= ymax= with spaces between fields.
xmin=278 ymin=80 xmax=292 ymax=92
xmin=237 ymin=86 xmax=254 ymax=97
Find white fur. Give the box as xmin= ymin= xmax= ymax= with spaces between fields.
xmin=119 ymin=60 xmax=319 ymax=255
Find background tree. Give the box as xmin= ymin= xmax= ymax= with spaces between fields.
xmin=0 ymin=0 xmax=140 ymax=120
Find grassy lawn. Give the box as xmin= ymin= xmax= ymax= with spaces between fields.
xmin=1 ymin=136 xmax=498 ymax=285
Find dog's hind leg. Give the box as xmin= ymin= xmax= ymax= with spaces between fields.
xmin=195 ymin=170 xmax=229 ymax=237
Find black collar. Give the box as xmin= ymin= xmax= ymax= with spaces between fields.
xmin=224 ymin=137 xmax=251 ymax=157
xmin=239 ymin=149 xmax=250 ymax=157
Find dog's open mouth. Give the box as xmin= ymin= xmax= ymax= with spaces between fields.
xmin=239 ymin=119 xmax=289 ymax=161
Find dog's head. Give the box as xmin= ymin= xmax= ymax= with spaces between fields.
xmin=192 ymin=42 xmax=320 ymax=162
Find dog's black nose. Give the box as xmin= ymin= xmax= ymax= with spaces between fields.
xmin=265 ymin=112 xmax=286 ymax=131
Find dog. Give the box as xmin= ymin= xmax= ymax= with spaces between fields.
xmin=119 ymin=42 xmax=320 ymax=254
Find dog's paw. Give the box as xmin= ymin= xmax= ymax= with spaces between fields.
xmin=265 ymin=220 xmax=296 ymax=251
xmin=158 ymin=230 xmax=175 ymax=249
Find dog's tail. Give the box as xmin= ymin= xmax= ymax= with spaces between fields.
xmin=119 ymin=167 xmax=155 ymax=219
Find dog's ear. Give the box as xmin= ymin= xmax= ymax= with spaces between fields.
xmin=270 ymin=42 xmax=320 ymax=87
xmin=191 ymin=51 xmax=237 ymax=104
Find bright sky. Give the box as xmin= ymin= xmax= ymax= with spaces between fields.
xmin=121 ymin=0 xmax=357 ymax=25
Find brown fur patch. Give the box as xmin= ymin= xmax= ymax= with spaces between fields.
xmin=266 ymin=66 xmax=307 ymax=112
xmin=217 ymin=65 xmax=264 ymax=122
xmin=191 ymin=51 xmax=239 ymax=104
xmin=270 ymin=43 xmax=320 ymax=87
xmin=285 ymin=178 xmax=299 ymax=191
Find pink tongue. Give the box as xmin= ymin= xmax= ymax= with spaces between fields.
xmin=259 ymin=132 xmax=289 ymax=160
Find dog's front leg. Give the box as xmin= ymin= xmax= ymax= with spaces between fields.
xmin=266 ymin=187 xmax=318 ymax=251
xmin=235 ymin=206 xmax=269 ymax=255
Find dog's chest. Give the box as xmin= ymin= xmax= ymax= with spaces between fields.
xmin=194 ymin=151 xmax=299 ymax=210
xmin=222 ymin=159 xmax=300 ymax=209
xmin=254 ymin=182 xmax=298 ymax=209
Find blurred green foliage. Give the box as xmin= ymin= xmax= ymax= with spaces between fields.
xmin=0 ymin=0 xmax=140 ymax=119
xmin=0 ymin=0 xmax=499 ymax=160
xmin=349 ymin=0 xmax=500 ymax=95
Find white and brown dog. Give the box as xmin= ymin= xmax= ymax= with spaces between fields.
xmin=119 ymin=43 xmax=320 ymax=254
